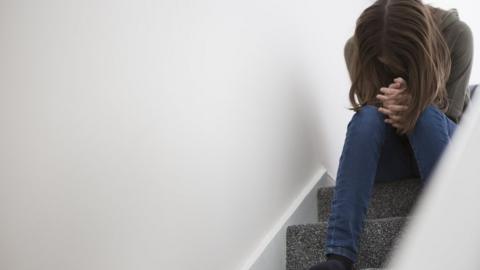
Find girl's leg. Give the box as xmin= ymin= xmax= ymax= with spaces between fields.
xmin=406 ymin=104 xmax=457 ymax=187
xmin=324 ymin=105 xmax=419 ymax=263
xmin=374 ymin=125 xmax=420 ymax=182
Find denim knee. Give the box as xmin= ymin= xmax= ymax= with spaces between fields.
xmin=406 ymin=104 xmax=452 ymax=182
xmin=348 ymin=105 xmax=386 ymax=142
xmin=411 ymin=104 xmax=446 ymax=132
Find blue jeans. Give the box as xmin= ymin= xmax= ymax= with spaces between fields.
xmin=325 ymin=104 xmax=457 ymax=263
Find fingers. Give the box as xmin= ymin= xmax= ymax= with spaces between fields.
xmin=389 ymin=82 xmax=401 ymax=89
xmin=377 ymin=88 xmax=411 ymax=108
xmin=384 ymin=118 xmax=402 ymax=129
xmin=399 ymin=95 xmax=412 ymax=105
xmin=376 ymin=93 xmax=389 ymax=102
xmin=378 ymin=103 xmax=408 ymax=131
xmin=385 ymin=104 xmax=408 ymax=112
xmin=380 ymin=87 xmax=405 ymax=95
xmin=376 ymin=95 xmax=396 ymax=109
xmin=393 ymin=77 xmax=408 ymax=93
xmin=394 ymin=77 xmax=407 ymax=88
xmin=377 ymin=78 xmax=410 ymax=129
xmin=376 ymin=93 xmax=407 ymax=105
xmin=380 ymin=77 xmax=408 ymax=98
xmin=388 ymin=114 xmax=402 ymax=121
xmin=378 ymin=107 xmax=403 ymax=120
xmin=382 ymin=77 xmax=407 ymax=98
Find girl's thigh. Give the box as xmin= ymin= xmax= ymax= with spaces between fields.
xmin=374 ymin=123 xmax=421 ymax=182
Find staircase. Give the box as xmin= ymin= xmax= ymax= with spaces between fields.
xmin=286 ymin=177 xmax=423 ymax=270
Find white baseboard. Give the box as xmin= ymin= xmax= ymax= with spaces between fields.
xmin=240 ymin=166 xmax=333 ymax=270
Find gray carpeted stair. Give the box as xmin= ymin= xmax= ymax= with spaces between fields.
xmin=317 ymin=178 xmax=423 ymax=221
xmin=286 ymin=177 xmax=422 ymax=270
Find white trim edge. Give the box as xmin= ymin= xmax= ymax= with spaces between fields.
xmin=240 ymin=165 xmax=331 ymax=270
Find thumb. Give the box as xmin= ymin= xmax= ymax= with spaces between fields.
xmin=394 ymin=77 xmax=407 ymax=89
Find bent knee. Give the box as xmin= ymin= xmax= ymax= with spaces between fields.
xmin=345 ymin=105 xmax=386 ymax=142
xmin=414 ymin=104 xmax=446 ymax=130
xmin=349 ymin=105 xmax=385 ymax=130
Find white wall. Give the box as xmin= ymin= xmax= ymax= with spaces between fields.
xmin=0 ymin=1 xmax=367 ymax=270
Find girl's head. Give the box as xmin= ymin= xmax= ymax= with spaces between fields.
xmin=348 ymin=0 xmax=451 ymax=134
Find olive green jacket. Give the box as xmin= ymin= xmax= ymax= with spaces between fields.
xmin=344 ymin=7 xmax=474 ymax=124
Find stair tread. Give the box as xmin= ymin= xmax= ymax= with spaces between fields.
xmin=317 ymin=178 xmax=422 ymax=221
xmin=286 ymin=217 xmax=409 ymax=270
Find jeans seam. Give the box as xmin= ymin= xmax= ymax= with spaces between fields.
xmin=329 ymin=175 xmax=339 ymax=248
xmin=445 ymin=114 xmax=454 ymax=139
xmin=329 ymin=112 xmax=359 ymax=248
xmin=407 ymin=132 xmax=424 ymax=181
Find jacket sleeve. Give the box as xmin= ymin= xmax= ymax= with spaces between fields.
xmin=445 ymin=21 xmax=474 ymax=123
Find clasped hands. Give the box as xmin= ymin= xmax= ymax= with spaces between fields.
xmin=376 ymin=77 xmax=412 ymax=131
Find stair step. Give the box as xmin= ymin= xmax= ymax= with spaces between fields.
xmin=286 ymin=217 xmax=409 ymax=270
xmin=317 ymin=178 xmax=422 ymax=221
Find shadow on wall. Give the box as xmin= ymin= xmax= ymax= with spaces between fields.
xmin=469 ymin=84 xmax=478 ymax=99
xmin=285 ymin=68 xmax=330 ymax=174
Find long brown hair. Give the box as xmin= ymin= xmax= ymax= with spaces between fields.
xmin=348 ymin=0 xmax=451 ymax=135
